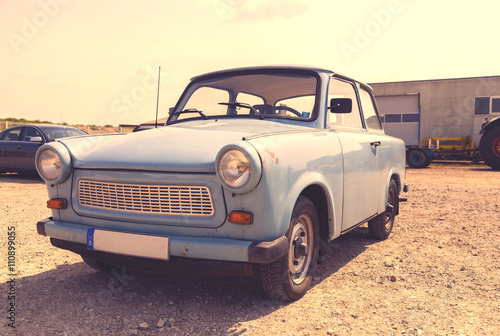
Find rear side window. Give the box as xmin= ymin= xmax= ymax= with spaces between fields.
xmin=0 ymin=128 xmax=22 ymax=141
xmin=359 ymin=88 xmax=383 ymax=131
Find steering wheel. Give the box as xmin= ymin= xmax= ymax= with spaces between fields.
xmin=274 ymin=106 xmax=302 ymax=117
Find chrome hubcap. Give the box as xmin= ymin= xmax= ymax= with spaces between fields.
xmin=288 ymin=214 xmax=313 ymax=285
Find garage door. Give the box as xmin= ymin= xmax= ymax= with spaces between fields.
xmin=375 ymin=95 xmax=420 ymax=146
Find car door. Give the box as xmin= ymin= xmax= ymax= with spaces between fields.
xmin=17 ymin=127 xmax=45 ymax=170
xmin=358 ymin=85 xmax=390 ymax=215
xmin=0 ymin=127 xmax=23 ymax=170
xmin=327 ymin=77 xmax=379 ymax=231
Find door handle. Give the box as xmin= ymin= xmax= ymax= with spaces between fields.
xmin=370 ymin=141 xmax=381 ymax=147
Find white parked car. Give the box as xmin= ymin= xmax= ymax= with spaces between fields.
xmin=36 ymin=66 xmax=407 ymax=300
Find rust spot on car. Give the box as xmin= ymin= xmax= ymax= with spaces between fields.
xmin=265 ymin=149 xmax=279 ymax=165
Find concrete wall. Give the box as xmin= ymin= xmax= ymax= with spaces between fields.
xmin=371 ymin=76 xmax=500 ymax=144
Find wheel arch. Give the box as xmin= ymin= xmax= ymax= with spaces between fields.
xmin=480 ymin=116 xmax=500 ymax=134
xmin=300 ymin=184 xmax=330 ymax=255
xmin=280 ymin=172 xmax=340 ymax=244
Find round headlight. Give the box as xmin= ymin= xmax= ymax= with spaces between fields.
xmin=219 ymin=149 xmax=251 ymax=189
xmin=38 ymin=148 xmax=62 ymax=180
xmin=35 ymin=143 xmax=72 ymax=184
xmin=216 ymin=144 xmax=262 ymax=194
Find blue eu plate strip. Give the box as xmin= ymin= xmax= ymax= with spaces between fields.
xmin=87 ymin=229 xmax=95 ymax=250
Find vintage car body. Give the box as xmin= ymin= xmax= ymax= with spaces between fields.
xmin=36 ymin=66 xmax=407 ymax=300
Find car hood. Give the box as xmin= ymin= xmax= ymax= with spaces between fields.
xmin=59 ymin=120 xmax=311 ymax=173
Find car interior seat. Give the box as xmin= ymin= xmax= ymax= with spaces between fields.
xmin=252 ymin=104 xmax=275 ymax=115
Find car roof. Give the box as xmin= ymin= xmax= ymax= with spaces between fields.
xmin=190 ymin=65 xmax=369 ymax=89
xmin=2 ymin=124 xmax=79 ymax=130
xmin=191 ymin=65 xmax=334 ymax=81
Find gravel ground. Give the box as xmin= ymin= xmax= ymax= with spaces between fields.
xmin=1 ymin=164 xmax=499 ymax=336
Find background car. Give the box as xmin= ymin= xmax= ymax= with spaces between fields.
xmin=0 ymin=124 xmax=87 ymax=175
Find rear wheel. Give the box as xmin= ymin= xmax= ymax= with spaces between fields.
xmin=258 ymin=196 xmax=319 ymax=301
xmin=479 ymin=125 xmax=500 ymax=170
xmin=369 ymin=179 xmax=398 ymax=240
xmin=407 ymin=149 xmax=431 ymax=168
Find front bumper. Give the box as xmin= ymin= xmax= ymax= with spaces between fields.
xmin=37 ymin=218 xmax=287 ymax=264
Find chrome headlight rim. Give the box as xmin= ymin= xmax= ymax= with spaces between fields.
xmin=35 ymin=143 xmax=72 ymax=184
xmin=216 ymin=144 xmax=262 ymax=194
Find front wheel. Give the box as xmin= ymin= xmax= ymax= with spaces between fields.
xmin=258 ymin=196 xmax=319 ymax=301
xmin=368 ymin=179 xmax=398 ymax=240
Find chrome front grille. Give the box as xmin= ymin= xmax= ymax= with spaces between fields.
xmin=78 ymin=180 xmax=214 ymax=216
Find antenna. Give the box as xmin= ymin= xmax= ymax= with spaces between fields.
xmin=155 ymin=66 xmax=161 ymax=128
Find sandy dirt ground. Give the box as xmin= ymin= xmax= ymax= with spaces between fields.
xmin=1 ymin=164 xmax=499 ymax=336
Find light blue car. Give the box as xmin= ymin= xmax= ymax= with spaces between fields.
xmin=36 ymin=66 xmax=407 ymax=300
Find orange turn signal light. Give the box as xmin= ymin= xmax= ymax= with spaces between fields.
xmin=46 ymin=198 xmax=67 ymax=209
xmin=227 ymin=211 xmax=253 ymax=225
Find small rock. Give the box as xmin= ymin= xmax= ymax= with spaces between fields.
xmin=390 ymin=275 xmax=397 ymax=282
xmin=384 ymin=261 xmax=394 ymax=268
xmin=168 ymin=301 xmax=174 ymax=305
xmin=157 ymin=319 xmax=165 ymax=328
xmin=139 ymin=322 xmax=149 ymax=330
xmin=327 ymin=330 xmax=335 ymax=335
xmin=129 ymin=330 xmax=138 ymax=336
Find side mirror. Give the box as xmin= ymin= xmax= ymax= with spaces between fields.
xmin=30 ymin=136 xmax=43 ymax=142
xmin=330 ymin=98 xmax=352 ymax=113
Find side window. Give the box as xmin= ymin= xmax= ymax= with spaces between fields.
xmin=20 ymin=127 xmax=42 ymax=141
xmin=0 ymin=128 xmax=22 ymax=141
xmin=327 ymin=78 xmax=363 ymax=129
xmin=359 ymin=88 xmax=383 ymax=131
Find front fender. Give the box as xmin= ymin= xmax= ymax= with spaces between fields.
xmin=243 ymin=130 xmax=344 ymax=241
xmin=480 ymin=116 xmax=500 ymax=134
xmin=282 ymin=171 xmax=341 ymax=240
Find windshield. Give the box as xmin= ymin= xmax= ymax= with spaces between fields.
xmin=43 ymin=127 xmax=87 ymax=141
xmin=169 ymin=72 xmax=318 ymax=123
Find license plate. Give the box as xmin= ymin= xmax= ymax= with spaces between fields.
xmin=87 ymin=229 xmax=170 ymax=260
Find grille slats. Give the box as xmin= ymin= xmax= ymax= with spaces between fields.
xmin=78 ymin=180 xmax=214 ymax=216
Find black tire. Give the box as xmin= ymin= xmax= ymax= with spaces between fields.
xmin=407 ymin=149 xmax=429 ymax=168
xmin=479 ymin=125 xmax=500 ymax=171
xmin=81 ymin=255 xmax=115 ymax=272
xmin=368 ymin=179 xmax=398 ymax=240
xmin=258 ymin=196 xmax=319 ymax=301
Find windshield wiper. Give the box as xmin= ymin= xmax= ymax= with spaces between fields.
xmin=218 ymin=102 xmax=264 ymax=120
xmin=171 ymin=108 xmax=208 ymax=120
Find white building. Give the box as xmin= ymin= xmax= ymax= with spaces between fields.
xmin=371 ymin=76 xmax=500 ymax=146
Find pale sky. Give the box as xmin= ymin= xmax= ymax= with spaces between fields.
xmin=1 ymin=0 xmax=499 ymax=126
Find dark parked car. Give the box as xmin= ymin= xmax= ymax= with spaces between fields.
xmin=0 ymin=124 xmax=87 ymax=175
